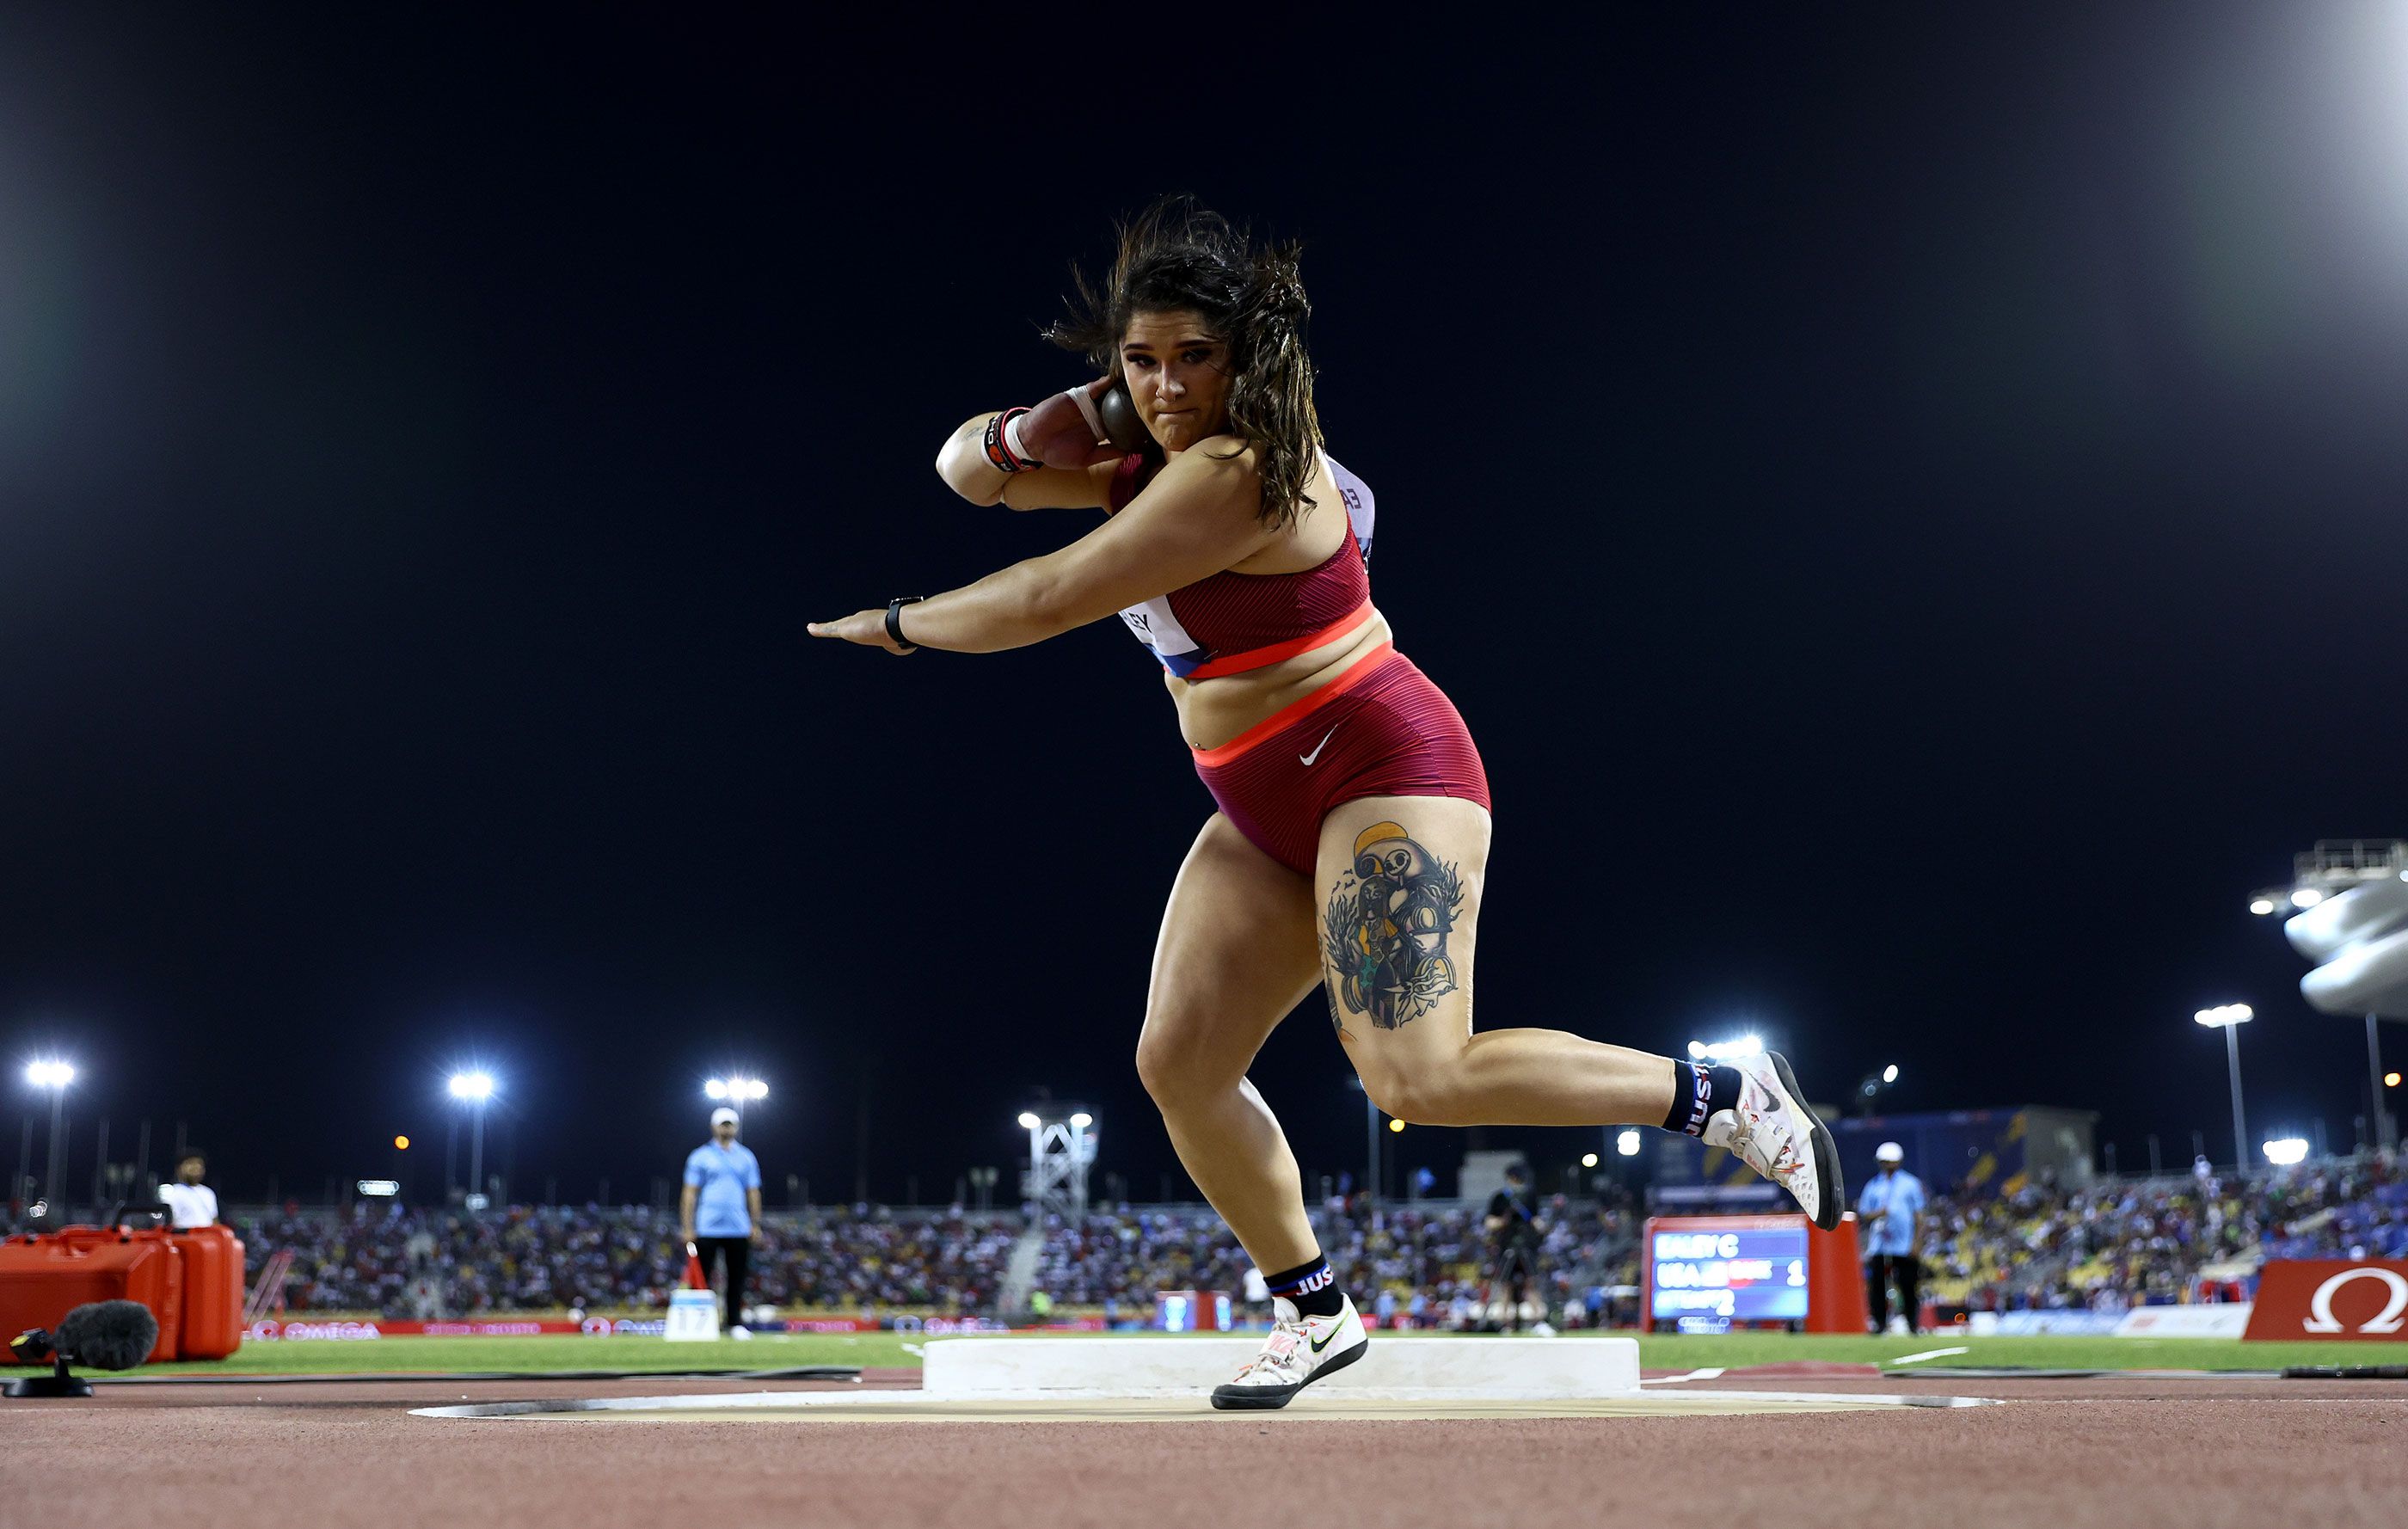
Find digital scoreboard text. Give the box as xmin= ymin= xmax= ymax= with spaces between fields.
xmin=1649 ymin=1225 xmax=1811 ymax=1321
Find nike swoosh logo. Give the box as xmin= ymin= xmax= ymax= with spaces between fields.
xmin=1299 ymin=727 xmax=1338 ymax=766
xmin=1310 ymin=1326 xmax=1340 ymax=1354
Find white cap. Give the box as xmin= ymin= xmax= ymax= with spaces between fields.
xmin=1876 ymin=1141 xmax=1904 ymax=1164
xmin=710 ymin=1107 xmax=740 ymax=1128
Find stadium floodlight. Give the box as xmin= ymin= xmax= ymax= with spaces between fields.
xmin=2291 ymin=887 xmax=2325 ymax=909
xmin=356 ymin=1179 xmax=401 ymax=1197
xmin=447 ymin=1072 xmax=494 ymax=1101
xmin=704 ymin=1077 xmax=768 ymax=1119
xmin=1689 ymin=1035 xmax=1765 ymax=1062
xmin=2260 ymin=1138 xmax=2309 ymax=1167
xmin=1017 ymin=1111 xmax=1041 ymax=1129
xmin=1581 ymin=1152 xmax=1599 ymax=1168
xmin=1616 ymin=1128 xmax=1643 ymax=1157
xmin=1070 ymin=1112 xmax=1092 ymax=1129
xmin=1882 ymin=1064 xmax=1899 ymax=1084
xmin=24 ymin=1059 xmax=75 ymax=1090
xmin=2249 ymin=898 xmax=2278 ymax=916
xmin=2191 ymin=1005 xmax=2253 ymax=1170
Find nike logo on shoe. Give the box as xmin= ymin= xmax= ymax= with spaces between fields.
xmin=1309 ymin=1325 xmax=1339 ymax=1354
xmin=1299 ymin=727 xmax=1338 ymax=766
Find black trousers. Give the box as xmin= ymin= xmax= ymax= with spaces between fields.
xmin=1496 ymin=1244 xmax=1536 ymax=1327
xmin=1866 ymin=1254 xmax=1920 ymax=1332
xmin=694 ymin=1236 xmax=750 ymax=1329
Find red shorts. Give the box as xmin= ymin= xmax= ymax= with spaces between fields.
xmin=1190 ymin=643 xmax=1490 ymax=877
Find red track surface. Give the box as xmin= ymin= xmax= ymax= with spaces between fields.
xmin=11 ymin=1368 xmax=2407 ymax=1529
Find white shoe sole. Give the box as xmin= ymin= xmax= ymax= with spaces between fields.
xmin=1766 ymin=1051 xmax=1845 ymax=1231
xmin=1207 ymin=1333 xmax=1367 ymax=1411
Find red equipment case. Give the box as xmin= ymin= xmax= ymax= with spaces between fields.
xmin=0 ymin=1226 xmax=185 ymax=1365
xmin=171 ymin=1225 xmax=246 ymax=1360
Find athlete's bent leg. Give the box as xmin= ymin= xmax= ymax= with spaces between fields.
xmin=1316 ymin=796 xmax=1677 ymax=1127
xmin=1317 ymin=795 xmax=1841 ymax=1226
xmin=1137 ymin=814 xmax=1324 ymax=1275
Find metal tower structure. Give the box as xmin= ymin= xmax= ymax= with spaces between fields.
xmin=1017 ymin=1106 xmax=1097 ymax=1218
xmin=2251 ymin=839 xmax=2408 ymax=1151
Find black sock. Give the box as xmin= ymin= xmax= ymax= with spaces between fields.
xmin=1662 ymin=1061 xmax=1743 ymax=1137
xmin=1262 ymin=1254 xmax=1344 ymax=1318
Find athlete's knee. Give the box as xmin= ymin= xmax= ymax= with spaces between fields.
xmin=1134 ymin=1010 xmax=1242 ymax=1111
xmin=1354 ymin=1059 xmax=1472 ymax=1127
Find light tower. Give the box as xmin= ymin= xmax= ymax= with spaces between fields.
xmin=1017 ymin=1105 xmax=1097 ymax=1217
xmin=447 ymin=1071 xmax=494 ymax=1210
xmin=24 ymin=1059 xmax=75 ymax=1217
xmin=2249 ymin=838 xmax=2407 ymax=1151
xmin=2192 ymin=1005 xmax=2253 ymax=1171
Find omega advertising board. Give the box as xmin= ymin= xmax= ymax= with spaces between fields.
xmin=2241 ymin=1260 xmax=2408 ymax=1341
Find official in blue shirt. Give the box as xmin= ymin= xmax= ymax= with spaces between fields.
xmin=1858 ymin=1141 xmax=1926 ymax=1334
xmin=680 ymin=1108 xmax=764 ymax=1332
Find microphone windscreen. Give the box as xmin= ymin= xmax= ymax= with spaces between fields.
xmin=55 ymin=1301 xmax=159 ymax=1371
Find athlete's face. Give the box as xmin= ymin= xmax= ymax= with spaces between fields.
xmin=1121 ymin=310 xmax=1232 ymax=453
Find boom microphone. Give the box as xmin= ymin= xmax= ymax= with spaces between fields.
xmin=57 ymin=1301 xmax=160 ymax=1372
xmin=4 ymin=1301 xmax=157 ymax=1399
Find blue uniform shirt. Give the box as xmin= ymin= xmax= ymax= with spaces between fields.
xmin=1856 ymin=1168 xmax=1926 ymax=1257
xmin=684 ymin=1141 xmax=761 ymax=1237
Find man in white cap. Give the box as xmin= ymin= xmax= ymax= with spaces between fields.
xmin=679 ymin=1108 xmax=763 ymax=1334
xmin=157 ymin=1151 xmax=218 ymax=1229
xmin=1857 ymin=1141 xmax=1926 ymax=1333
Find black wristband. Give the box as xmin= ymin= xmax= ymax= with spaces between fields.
xmin=982 ymin=407 xmax=1038 ymax=473
xmin=885 ymin=596 xmax=924 ymax=652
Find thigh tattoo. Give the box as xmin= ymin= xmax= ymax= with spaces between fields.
xmin=1322 ymin=820 xmax=1465 ymax=1031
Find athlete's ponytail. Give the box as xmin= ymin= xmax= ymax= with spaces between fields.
xmin=1049 ymin=198 xmax=1324 ymax=531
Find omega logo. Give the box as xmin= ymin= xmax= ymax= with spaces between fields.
xmin=2302 ymin=1267 xmax=2408 ymax=1334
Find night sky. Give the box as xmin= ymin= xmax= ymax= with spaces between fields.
xmin=4 ymin=6 xmax=2405 ymax=1207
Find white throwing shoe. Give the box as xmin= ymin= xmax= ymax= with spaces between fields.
xmin=1704 ymin=1052 xmax=1845 ymax=1231
xmin=1209 ymin=1293 xmax=1368 ymax=1410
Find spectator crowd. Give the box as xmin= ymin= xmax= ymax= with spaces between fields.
xmin=1919 ymin=1154 xmax=2405 ymax=1311
xmin=225 ymin=1152 xmax=2402 ymax=1323
xmin=237 ymin=1203 xmax=1020 ymax=1316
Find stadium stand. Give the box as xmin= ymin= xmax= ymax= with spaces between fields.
xmin=206 ymin=1153 xmax=2399 ymax=1323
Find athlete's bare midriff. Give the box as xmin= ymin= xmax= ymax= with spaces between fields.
xmin=1165 ymin=457 xmax=1391 ymax=752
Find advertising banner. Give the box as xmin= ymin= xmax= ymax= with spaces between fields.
xmin=2244 ymin=1260 xmax=2408 ymax=1341
xmin=245 ymin=1319 xmax=587 ymax=1341
xmin=1976 ymin=1310 xmax=2127 ymax=1336
xmin=2114 ymin=1304 xmax=2252 ymax=1339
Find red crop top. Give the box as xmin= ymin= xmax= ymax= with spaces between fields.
xmin=1103 ymin=451 xmax=1378 ymax=680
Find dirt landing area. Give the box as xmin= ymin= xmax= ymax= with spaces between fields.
xmin=9 ymin=1370 xmax=2406 ymax=1529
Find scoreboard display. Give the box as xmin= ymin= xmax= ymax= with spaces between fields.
xmin=1647 ymin=1218 xmax=1811 ymax=1324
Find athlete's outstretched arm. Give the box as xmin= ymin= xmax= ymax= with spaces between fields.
xmin=812 ymin=443 xmax=1274 ymax=654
